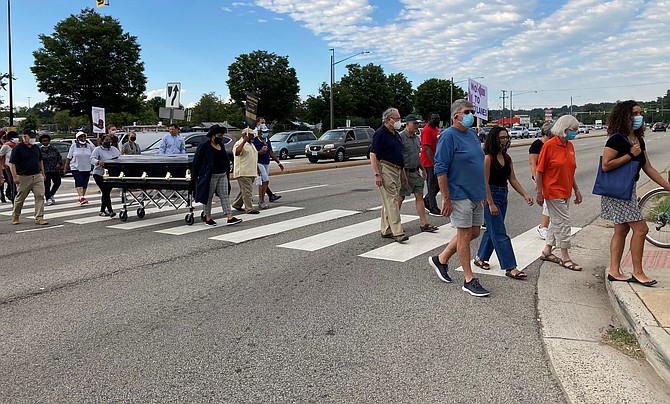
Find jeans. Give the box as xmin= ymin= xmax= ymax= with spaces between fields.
xmin=477 ymin=185 xmax=517 ymax=270
xmin=44 ymin=172 xmax=61 ymax=200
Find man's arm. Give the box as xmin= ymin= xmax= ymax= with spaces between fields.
xmin=159 ymin=136 xmax=167 ymax=155
xmin=179 ymin=137 xmax=186 ymax=154
xmin=235 ymin=140 xmax=246 ymax=156
xmin=422 ymin=144 xmax=434 ymax=164
xmin=370 ymin=152 xmax=383 ymax=187
xmin=9 ymin=163 xmax=19 ymax=184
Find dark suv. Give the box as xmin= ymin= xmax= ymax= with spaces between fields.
xmin=305 ymin=126 xmax=374 ymax=163
xmin=652 ymin=122 xmax=667 ymax=132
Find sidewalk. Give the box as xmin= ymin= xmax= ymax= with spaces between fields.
xmin=606 ymin=173 xmax=670 ymax=386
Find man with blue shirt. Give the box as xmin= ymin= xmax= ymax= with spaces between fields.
xmin=159 ymin=124 xmax=186 ymax=154
xmin=252 ymin=123 xmax=283 ymax=209
xmin=428 ymin=99 xmax=490 ymax=297
xmin=370 ymin=107 xmax=408 ymax=243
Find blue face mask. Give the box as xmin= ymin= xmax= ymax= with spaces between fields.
xmin=103 ymin=141 xmax=112 ymax=148
xmin=565 ymin=130 xmax=578 ymax=141
xmin=461 ymin=113 xmax=474 ymax=128
xmin=632 ymin=115 xmax=643 ymax=130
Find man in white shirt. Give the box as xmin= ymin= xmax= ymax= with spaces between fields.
xmin=159 ymin=124 xmax=186 ymax=154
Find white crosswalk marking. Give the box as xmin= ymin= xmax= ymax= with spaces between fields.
xmin=210 ymin=209 xmax=358 ymax=243
xmin=453 ymin=227 xmax=583 ymax=277
xmin=0 ymin=192 xmax=86 ymax=211
xmin=154 ymin=206 xmax=304 ymax=235
xmin=359 ymin=224 xmax=457 ymax=262
xmin=279 ymin=215 xmax=419 ymax=251
xmin=106 ymin=211 xmax=193 ymax=230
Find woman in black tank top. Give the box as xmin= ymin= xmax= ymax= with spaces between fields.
xmin=473 ymin=127 xmax=534 ymax=279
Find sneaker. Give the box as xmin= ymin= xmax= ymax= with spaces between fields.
xmin=46 ymin=198 xmax=55 ymax=206
xmin=394 ymin=234 xmax=409 ymax=243
xmin=428 ymin=255 xmax=452 ymax=283
xmin=537 ymin=226 xmax=548 ymax=240
xmin=246 ymin=209 xmax=260 ymax=214
xmin=11 ymin=216 xmax=20 ymax=225
xmin=462 ymin=278 xmax=490 ymax=297
xmin=78 ymin=197 xmax=84 ymax=205
xmin=233 ymin=206 xmax=245 ymax=212
xmin=80 ymin=197 xmax=89 ymax=205
xmin=50 ymin=197 xmax=56 ymax=205
xmin=108 ymin=211 xmax=117 ymax=218
xmin=205 ymin=219 xmax=217 ymax=226
xmin=428 ymin=208 xmax=441 ymax=217
xmin=259 ymin=202 xmax=268 ymax=210
xmin=227 ymin=217 xmax=242 ymax=225
xmin=269 ymin=194 xmax=282 ymax=202
xmin=35 ymin=219 xmax=49 ymax=225
xmin=99 ymin=211 xmax=110 ymax=217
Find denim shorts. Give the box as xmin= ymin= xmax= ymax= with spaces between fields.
xmin=71 ymin=170 xmax=90 ymax=188
xmin=451 ymin=199 xmax=484 ymax=228
xmin=257 ymin=163 xmax=270 ymax=182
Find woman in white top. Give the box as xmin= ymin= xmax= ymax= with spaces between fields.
xmin=63 ymin=131 xmax=94 ymax=205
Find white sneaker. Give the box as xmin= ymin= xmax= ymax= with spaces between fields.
xmin=46 ymin=198 xmax=55 ymax=206
xmin=50 ymin=197 xmax=56 ymax=205
xmin=537 ymin=226 xmax=548 ymax=240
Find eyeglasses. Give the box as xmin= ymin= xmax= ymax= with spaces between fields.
xmin=390 ymin=116 xmax=401 ymax=121
xmin=460 ymin=110 xmax=474 ymax=115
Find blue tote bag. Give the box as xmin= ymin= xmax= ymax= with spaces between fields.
xmin=592 ymin=155 xmax=639 ymax=200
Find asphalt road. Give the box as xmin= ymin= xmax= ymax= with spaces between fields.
xmin=1 ymin=130 xmax=669 ymax=402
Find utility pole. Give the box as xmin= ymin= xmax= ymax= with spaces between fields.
xmin=501 ymin=90 xmax=507 ymax=127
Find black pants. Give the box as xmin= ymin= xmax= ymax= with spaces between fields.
xmin=3 ymin=168 xmax=16 ymax=201
xmin=44 ymin=172 xmax=61 ymax=200
xmin=424 ymin=166 xmax=439 ymax=211
xmin=93 ymin=174 xmax=113 ymax=213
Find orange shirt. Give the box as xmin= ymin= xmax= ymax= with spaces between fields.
xmin=535 ymin=136 xmax=576 ymax=199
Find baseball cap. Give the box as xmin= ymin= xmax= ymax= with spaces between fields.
xmin=23 ymin=129 xmax=37 ymax=137
xmin=76 ymin=131 xmax=87 ymax=138
xmin=404 ymin=114 xmax=422 ymax=123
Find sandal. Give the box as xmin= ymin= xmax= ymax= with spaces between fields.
xmin=506 ymin=269 xmax=527 ymax=280
xmin=561 ymin=260 xmax=582 ymax=271
xmin=420 ymin=224 xmax=438 ymax=232
xmin=473 ymin=257 xmax=491 ymax=270
xmin=540 ymin=251 xmax=562 ymax=264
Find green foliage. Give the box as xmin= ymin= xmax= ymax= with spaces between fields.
xmin=226 ymin=50 xmax=300 ymax=122
xmin=190 ymin=92 xmax=245 ymax=128
xmin=414 ymin=78 xmax=463 ymax=123
xmin=53 ymin=110 xmax=75 ymax=132
xmin=20 ymin=112 xmax=40 ymax=130
xmin=146 ymin=96 xmax=165 ymax=117
xmin=31 ymin=8 xmax=147 ymax=126
xmin=387 ymin=73 xmax=413 ymax=117
xmin=340 ymin=63 xmax=393 ymax=121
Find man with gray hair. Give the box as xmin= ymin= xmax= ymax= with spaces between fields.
xmin=370 ymin=107 xmax=408 ymax=243
xmin=428 ymin=99 xmax=490 ymax=297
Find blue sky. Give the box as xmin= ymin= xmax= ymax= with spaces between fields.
xmin=2 ymin=0 xmax=670 ymax=114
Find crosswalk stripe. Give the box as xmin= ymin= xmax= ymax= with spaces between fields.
xmin=10 ymin=205 xmax=111 ymax=219
xmin=359 ymin=224 xmax=457 ymax=262
xmin=453 ymin=226 xmax=583 ymax=277
xmin=107 ymin=211 xmax=192 ymax=230
xmin=0 ymin=192 xmax=85 ymax=211
xmin=155 ymin=206 xmax=304 ymax=235
xmin=1 ymin=197 xmax=122 ymax=217
xmin=279 ymin=214 xmax=419 ymax=251
xmin=209 ymin=209 xmax=358 ymax=243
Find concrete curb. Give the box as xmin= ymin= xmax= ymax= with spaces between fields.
xmin=604 ymin=168 xmax=670 ymax=385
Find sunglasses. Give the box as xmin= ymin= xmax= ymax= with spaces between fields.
xmin=460 ymin=110 xmax=474 ymax=115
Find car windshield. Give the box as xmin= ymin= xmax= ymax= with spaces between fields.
xmin=320 ymin=130 xmax=345 ymax=141
xmin=512 ymin=127 xmax=524 ymax=130
xmin=270 ymin=134 xmax=290 ymax=142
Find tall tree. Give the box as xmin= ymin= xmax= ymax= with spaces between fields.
xmin=31 ymin=8 xmax=147 ymax=129
xmin=414 ymin=78 xmax=463 ymax=124
xmin=340 ymin=63 xmax=392 ymax=121
xmin=191 ymin=92 xmax=225 ymax=124
xmin=227 ymin=50 xmax=300 ymax=122
xmin=387 ymin=73 xmax=413 ymax=117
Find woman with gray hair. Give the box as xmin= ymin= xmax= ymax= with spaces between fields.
xmin=535 ymin=115 xmax=583 ymax=271
xmin=528 ymin=122 xmax=554 ymax=239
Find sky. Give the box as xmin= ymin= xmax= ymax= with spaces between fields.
xmin=1 ymin=0 xmax=670 ymax=115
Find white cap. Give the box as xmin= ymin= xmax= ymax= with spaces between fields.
xmin=76 ymin=131 xmax=87 ymax=138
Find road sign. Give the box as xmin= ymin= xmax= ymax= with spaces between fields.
xmin=165 ymin=82 xmax=181 ymax=108
xmin=468 ymin=79 xmax=488 ymax=120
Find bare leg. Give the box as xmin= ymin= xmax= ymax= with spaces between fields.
xmin=541 ymin=213 xmax=550 ymax=228
xmin=609 ymin=223 xmax=630 ymax=279
xmin=259 ymin=181 xmax=268 ymax=203
xmin=629 ymin=221 xmax=652 ymax=282
xmin=397 ymin=195 xmax=405 ymax=211
xmin=414 ymin=192 xmax=428 ymax=226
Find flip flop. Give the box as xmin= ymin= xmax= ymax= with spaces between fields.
xmin=561 ymin=260 xmax=582 ymax=271
xmin=539 ymin=252 xmax=562 ymax=264
xmin=506 ymin=270 xmax=527 ymax=280
xmin=473 ymin=257 xmax=491 ymax=270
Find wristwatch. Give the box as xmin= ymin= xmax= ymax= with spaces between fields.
xmin=374 ymin=173 xmax=380 ymax=177
xmin=628 ymin=152 xmax=635 ymax=159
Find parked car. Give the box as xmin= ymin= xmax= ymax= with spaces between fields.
xmin=478 ymin=126 xmax=493 ymax=142
xmin=305 ymin=126 xmax=374 ymax=163
xmin=528 ymin=127 xmax=541 ymax=138
xmin=652 ymin=122 xmax=668 ymax=132
xmin=270 ymin=130 xmax=318 ymax=159
xmin=578 ymin=124 xmax=589 ymax=134
xmin=118 ymin=131 xmax=167 ymax=152
xmin=509 ymin=126 xmax=528 ymax=139
xmin=58 ymin=137 xmax=98 ymax=148
xmin=144 ymin=132 xmax=235 ymax=171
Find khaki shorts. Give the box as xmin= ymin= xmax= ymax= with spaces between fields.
xmin=401 ymin=170 xmax=424 ymax=197
xmin=451 ymin=199 xmax=484 ymax=228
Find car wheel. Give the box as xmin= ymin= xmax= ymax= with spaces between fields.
xmin=308 ymin=158 xmax=318 ymax=164
xmin=335 ymin=149 xmax=345 ymax=162
xmin=279 ymin=149 xmax=288 ymax=160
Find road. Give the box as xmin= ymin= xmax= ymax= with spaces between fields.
xmin=1 ymin=130 xmax=669 ymax=402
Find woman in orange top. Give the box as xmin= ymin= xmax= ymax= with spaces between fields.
xmin=535 ymin=115 xmax=583 ymax=271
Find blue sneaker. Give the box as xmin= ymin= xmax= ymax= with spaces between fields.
xmin=462 ymin=278 xmax=490 ymax=297
xmin=429 ymin=255 xmax=452 ymax=283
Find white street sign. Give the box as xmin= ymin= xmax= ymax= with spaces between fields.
xmin=468 ymin=79 xmax=488 ymax=120
xmin=165 ymin=82 xmax=181 ymax=108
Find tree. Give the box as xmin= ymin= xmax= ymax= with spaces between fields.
xmin=227 ymin=50 xmax=300 ymax=122
xmin=146 ymin=96 xmax=166 ymax=117
xmin=340 ymin=63 xmax=392 ymax=122
xmin=414 ymin=78 xmax=463 ymax=124
xmin=53 ymin=110 xmax=76 ymax=132
xmin=31 ymin=8 xmax=147 ymax=129
xmin=191 ymin=92 xmax=225 ymax=124
xmin=387 ymin=73 xmax=413 ymax=117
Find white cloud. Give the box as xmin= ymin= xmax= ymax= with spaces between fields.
xmin=258 ymin=19 xmax=268 ymax=23
xmin=145 ymin=88 xmax=166 ymax=99
xmin=256 ymin=0 xmax=670 ymax=106
xmin=221 ymin=7 xmax=232 ymax=12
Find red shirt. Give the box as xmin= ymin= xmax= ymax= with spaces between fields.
xmin=420 ymin=124 xmax=439 ymax=167
xmin=536 ymin=136 xmax=577 ymax=199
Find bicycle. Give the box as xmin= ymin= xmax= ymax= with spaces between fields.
xmin=638 ymin=187 xmax=670 ymax=247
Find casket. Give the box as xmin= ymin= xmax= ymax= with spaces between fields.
xmin=102 ymin=154 xmax=194 ymax=191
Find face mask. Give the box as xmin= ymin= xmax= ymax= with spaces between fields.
xmin=565 ymin=130 xmax=578 ymax=141
xmin=42 ymin=142 xmax=50 ymax=147
xmin=632 ymin=116 xmax=643 ymax=130
xmin=393 ymin=120 xmax=402 ymax=130
xmin=499 ymin=138 xmax=510 ymax=150
xmin=262 ymin=132 xmax=269 ymax=139
xmin=103 ymin=141 xmax=112 ymax=148
xmin=461 ymin=113 xmax=474 ymax=128
xmin=29 ymin=139 xmax=36 ymax=145
xmin=430 ymin=118 xmax=440 ymax=127
xmin=12 ymin=138 xmax=18 ymax=143
xmin=130 ymin=137 xmax=136 ymax=142
xmin=213 ymin=137 xmax=223 ymax=145
xmin=79 ymin=140 xmax=87 ymax=145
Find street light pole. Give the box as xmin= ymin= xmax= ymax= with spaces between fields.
xmin=7 ymin=0 xmax=14 ymax=126
xmin=450 ymin=76 xmax=484 ymax=110
xmin=329 ymin=49 xmax=369 ymax=130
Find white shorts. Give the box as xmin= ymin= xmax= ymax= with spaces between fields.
xmin=257 ymin=163 xmax=270 ymax=182
xmin=450 ymin=199 xmax=484 ymax=228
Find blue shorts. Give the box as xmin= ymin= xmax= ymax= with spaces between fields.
xmin=71 ymin=170 xmax=90 ymax=188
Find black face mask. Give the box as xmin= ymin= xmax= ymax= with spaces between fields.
xmin=213 ymin=137 xmax=223 ymax=145
xmin=430 ymin=118 xmax=440 ymax=127
xmin=130 ymin=137 xmax=136 ymax=142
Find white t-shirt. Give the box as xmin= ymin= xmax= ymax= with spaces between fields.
xmin=67 ymin=142 xmax=94 ymax=172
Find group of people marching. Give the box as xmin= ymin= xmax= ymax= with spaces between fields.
xmin=371 ymin=99 xmax=669 ymax=297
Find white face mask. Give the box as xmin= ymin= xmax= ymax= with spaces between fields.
xmin=12 ymin=138 xmax=18 ymax=143
xmin=29 ymin=139 xmax=36 ymax=145
xmin=78 ymin=140 xmax=87 ymax=145
xmin=393 ymin=121 xmax=402 ymax=130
